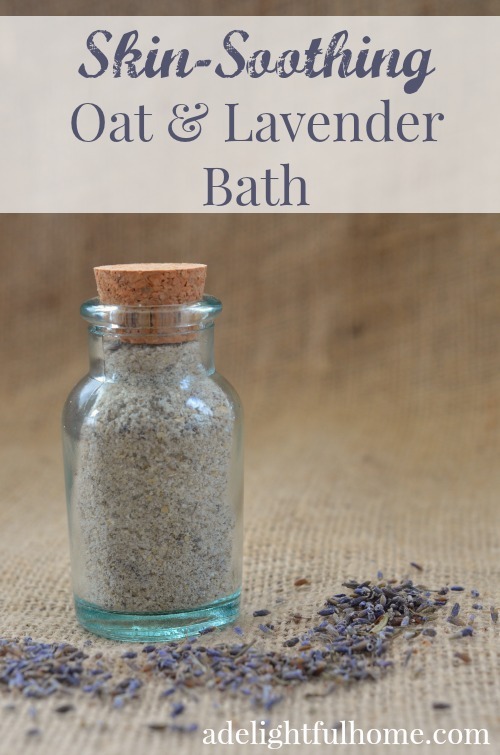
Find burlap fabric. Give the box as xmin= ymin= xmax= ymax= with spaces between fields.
xmin=2 ymin=0 xmax=499 ymax=13
xmin=0 ymin=212 xmax=499 ymax=754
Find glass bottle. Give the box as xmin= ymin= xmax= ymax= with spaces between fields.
xmin=62 ymin=294 xmax=243 ymax=641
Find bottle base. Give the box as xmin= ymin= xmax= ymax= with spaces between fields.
xmin=74 ymin=591 xmax=241 ymax=642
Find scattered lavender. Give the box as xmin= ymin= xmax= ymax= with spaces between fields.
xmin=0 ymin=574 xmax=493 ymax=729
xmin=148 ymin=722 xmax=169 ymax=731
xmin=403 ymin=648 xmax=414 ymax=667
xmin=0 ymin=638 xmax=142 ymax=704
xmin=147 ymin=720 xmax=197 ymax=733
xmin=294 ymin=578 xmax=311 ymax=587
xmin=170 ymin=702 xmax=185 ymax=717
xmin=54 ymin=704 xmax=74 ymax=714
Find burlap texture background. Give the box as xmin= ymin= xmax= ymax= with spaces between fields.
xmin=2 ymin=0 xmax=499 ymax=13
xmin=0 ymin=212 xmax=499 ymax=754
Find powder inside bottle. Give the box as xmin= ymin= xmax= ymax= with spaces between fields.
xmin=72 ymin=338 xmax=238 ymax=613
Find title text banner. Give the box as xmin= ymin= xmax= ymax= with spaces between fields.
xmin=0 ymin=16 xmax=498 ymax=212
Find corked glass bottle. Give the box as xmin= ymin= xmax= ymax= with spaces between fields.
xmin=62 ymin=263 xmax=243 ymax=641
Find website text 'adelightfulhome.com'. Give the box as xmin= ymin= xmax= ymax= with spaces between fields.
xmin=202 ymin=720 xmax=490 ymax=748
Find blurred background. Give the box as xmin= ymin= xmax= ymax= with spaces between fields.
xmin=2 ymin=212 xmax=500 ymax=564
xmin=2 ymin=213 xmax=500 ymax=434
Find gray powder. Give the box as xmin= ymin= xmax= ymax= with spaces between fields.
xmin=71 ymin=338 xmax=237 ymax=614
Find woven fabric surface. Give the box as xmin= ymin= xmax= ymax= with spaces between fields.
xmin=2 ymin=0 xmax=499 ymax=14
xmin=0 ymin=213 xmax=499 ymax=753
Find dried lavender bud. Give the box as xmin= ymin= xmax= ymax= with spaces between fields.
xmin=168 ymin=723 xmax=198 ymax=733
xmin=26 ymin=728 xmax=41 ymax=737
xmin=450 ymin=603 xmax=460 ymax=618
xmin=450 ymin=586 xmax=464 ymax=592
xmin=403 ymin=649 xmax=413 ymax=666
xmin=54 ymin=704 xmax=75 ymax=714
xmin=253 ymin=610 xmax=270 ymax=617
xmin=281 ymin=669 xmax=305 ymax=681
xmin=410 ymin=562 xmax=423 ymax=571
xmin=160 ymin=688 xmax=175 ymax=698
xmin=170 ymin=702 xmax=185 ymax=717
xmin=432 ymin=702 xmax=451 ymax=710
xmin=491 ymin=607 xmax=498 ymax=623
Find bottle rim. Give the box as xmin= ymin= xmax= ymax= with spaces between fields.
xmin=80 ymin=294 xmax=222 ymax=336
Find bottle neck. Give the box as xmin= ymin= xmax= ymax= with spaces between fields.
xmin=81 ymin=295 xmax=222 ymax=383
xmin=88 ymin=327 xmax=216 ymax=383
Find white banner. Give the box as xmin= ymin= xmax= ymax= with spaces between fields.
xmin=0 ymin=16 xmax=498 ymax=212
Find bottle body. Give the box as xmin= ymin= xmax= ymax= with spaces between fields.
xmin=63 ymin=298 xmax=243 ymax=641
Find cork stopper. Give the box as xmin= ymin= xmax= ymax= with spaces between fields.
xmin=93 ymin=263 xmax=207 ymax=344
xmin=94 ymin=263 xmax=206 ymax=306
